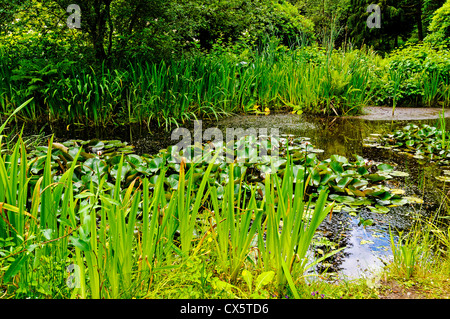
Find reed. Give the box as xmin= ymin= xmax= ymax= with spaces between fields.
xmin=209 ymin=163 xmax=264 ymax=282
xmin=0 ymin=136 xmax=336 ymax=298
xmin=1 ymin=46 xmax=384 ymax=127
xmin=389 ymin=69 xmax=403 ymax=116
xmin=422 ymin=71 xmax=442 ymax=107
xmin=257 ymin=155 xmax=336 ymax=287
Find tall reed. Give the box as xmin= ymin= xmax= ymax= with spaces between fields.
xmin=1 ymin=46 xmax=383 ymax=126
xmin=0 ymin=136 xmax=335 ymax=298
xmin=257 ymin=156 xmax=335 ymax=287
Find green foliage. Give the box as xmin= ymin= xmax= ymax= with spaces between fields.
xmin=294 ymin=0 xmax=350 ymax=46
xmin=366 ymin=123 xmax=450 ymax=166
xmin=0 ymin=130 xmax=417 ymax=298
xmin=347 ymin=0 xmax=416 ymax=52
xmin=425 ymin=0 xmax=450 ymax=47
xmin=374 ymin=43 xmax=450 ymax=107
xmin=2 ymin=43 xmax=386 ymax=125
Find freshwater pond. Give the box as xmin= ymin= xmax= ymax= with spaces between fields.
xmin=24 ymin=108 xmax=450 ymax=280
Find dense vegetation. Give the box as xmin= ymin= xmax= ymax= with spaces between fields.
xmin=1 ymin=0 xmax=450 ymax=300
xmin=1 ymin=0 xmax=450 ymax=126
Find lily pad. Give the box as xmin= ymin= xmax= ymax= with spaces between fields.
xmin=435 ymin=176 xmax=450 ymax=182
xmin=389 ymin=171 xmax=410 ymax=177
xmin=390 ymin=189 xmax=406 ymax=195
xmin=403 ymin=196 xmax=424 ymax=204
xmin=367 ymin=205 xmax=390 ymax=214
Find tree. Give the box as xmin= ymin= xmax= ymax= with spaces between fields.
xmin=423 ymin=0 xmax=446 ymax=35
xmin=291 ymin=0 xmax=351 ymax=46
xmin=346 ymin=0 xmax=420 ymax=51
xmin=425 ymin=0 xmax=450 ymax=47
xmin=165 ymin=0 xmax=314 ymax=51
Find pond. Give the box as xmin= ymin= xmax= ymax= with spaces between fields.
xmin=20 ymin=107 xmax=450 ymax=280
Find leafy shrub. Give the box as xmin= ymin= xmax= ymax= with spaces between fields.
xmin=374 ymin=43 xmax=450 ymax=106
xmin=425 ymin=0 xmax=450 ymax=48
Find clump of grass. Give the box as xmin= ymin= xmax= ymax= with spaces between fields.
xmin=0 ymin=135 xmax=336 ymax=299
xmin=0 ymin=45 xmax=384 ymax=127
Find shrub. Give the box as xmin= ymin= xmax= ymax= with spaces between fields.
xmin=374 ymin=43 xmax=450 ymax=106
xmin=425 ymin=0 xmax=450 ymax=48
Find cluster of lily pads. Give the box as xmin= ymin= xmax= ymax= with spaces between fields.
xmin=364 ymin=124 xmax=450 ymax=164
xmin=25 ymin=133 xmax=420 ymax=215
xmin=363 ymin=123 xmax=450 ymax=183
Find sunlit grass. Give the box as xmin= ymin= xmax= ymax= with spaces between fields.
xmin=0 ymin=136 xmax=338 ymax=299
xmin=1 ymin=46 xmax=387 ymax=127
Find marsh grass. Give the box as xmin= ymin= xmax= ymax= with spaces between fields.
xmin=1 ymin=46 xmax=386 ymax=127
xmin=422 ymin=71 xmax=442 ymax=107
xmin=257 ymin=157 xmax=338 ymax=288
xmin=0 ymin=136 xmax=336 ymax=298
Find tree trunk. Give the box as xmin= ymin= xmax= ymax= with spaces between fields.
xmin=416 ymin=1 xmax=424 ymax=42
xmin=92 ymin=0 xmax=111 ymax=62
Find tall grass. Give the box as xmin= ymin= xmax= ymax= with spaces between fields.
xmin=0 ymin=136 xmax=334 ymax=298
xmin=1 ymin=46 xmax=384 ymax=127
xmin=422 ymin=71 xmax=442 ymax=107
xmin=256 ymin=157 xmax=337 ymax=287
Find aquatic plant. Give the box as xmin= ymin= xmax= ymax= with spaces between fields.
xmin=0 ymin=128 xmax=417 ymax=298
xmin=0 ymin=46 xmax=383 ymax=127
xmin=365 ymin=124 xmax=450 ymax=165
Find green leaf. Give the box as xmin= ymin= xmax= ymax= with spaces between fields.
xmin=41 ymin=228 xmax=53 ymax=241
xmin=70 ymin=236 xmax=90 ymax=252
xmin=329 ymin=194 xmax=355 ymax=204
xmin=377 ymin=164 xmax=394 ymax=172
xmin=330 ymin=155 xmax=348 ymax=164
xmin=320 ymin=173 xmax=336 ymax=185
xmin=242 ymin=269 xmax=253 ymax=292
xmin=366 ymin=173 xmax=386 ymax=182
xmin=337 ymin=176 xmax=353 ymax=189
xmin=330 ymin=161 xmax=344 ymax=174
xmin=254 ymin=271 xmax=275 ymax=292
xmin=403 ymin=196 xmax=424 ymax=204
xmin=367 ymin=205 xmax=390 ymax=214
xmin=435 ymin=176 xmax=450 ymax=182
xmin=389 ymin=171 xmax=409 ymax=177
xmin=4 ymin=253 xmax=28 ymax=282
xmin=74 ymin=192 xmax=96 ymax=199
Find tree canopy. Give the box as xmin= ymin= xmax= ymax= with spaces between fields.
xmin=0 ymin=0 xmax=448 ymax=64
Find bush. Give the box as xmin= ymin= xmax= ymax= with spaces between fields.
xmin=425 ymin=0 xmax=450 ymax=48
xmin=373 ymin=43 xmax=450 ymax=106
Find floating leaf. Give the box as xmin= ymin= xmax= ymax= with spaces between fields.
xmin=366 ymin=174 xmax=387 ymax=182
xmin=377 ymin=163 xmax=394 ymax=172
xmin=389 ymin=171 xmax=410 ymax=177
xmin=368 ymin=205 xmax=390 ymax=214
xmin=350 ymin=198 xmax=372 ymax=206
xmin=329 ymin=194 xmax=355 ymax=204
xmin=390 ymin=189 xmax=406 ymax=195
xmin=435 ymin=176 xmax=450 ymax=182
xmin=331 ymin=155 xmax=349 ymax=164
xmin=403 ymin=196 xmax=424 ymax=204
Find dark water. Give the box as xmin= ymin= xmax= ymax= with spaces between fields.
xmin=212 ymin=114 xmax=450 ymax=279
xmin=18 ymin=112 xmax=450 ymax=279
